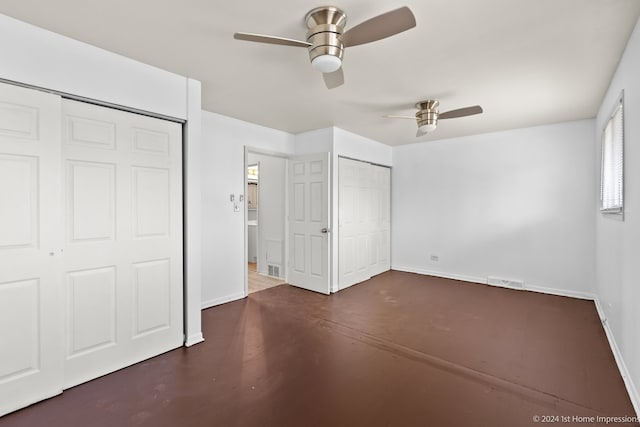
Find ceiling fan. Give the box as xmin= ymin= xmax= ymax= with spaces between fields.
xmin=386 ymin=100 xmax=483 ymax=137
xmin=233 ymin=6 xmax=416 ymax=89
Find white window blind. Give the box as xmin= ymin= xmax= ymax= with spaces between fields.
xmin=600 ymin=96 xmax=624 ymax=213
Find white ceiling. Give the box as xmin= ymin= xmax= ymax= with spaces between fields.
xmin=1 ymin=0 xmax=639 ymax=145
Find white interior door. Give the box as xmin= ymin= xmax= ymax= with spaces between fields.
xmin=288 ymin=153 xmax=330 ymax=294
xmin=338 ymin=158 xmax=391 ymax=289
xmin=61 ymin=100 xmax=183 ymax=388
xmin=0 ymin=83 xmax=64 ymax=415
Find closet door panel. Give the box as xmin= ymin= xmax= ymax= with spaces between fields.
xmin=371 ymin=166 xmax=391 ymax=276
xmin=0 ymin=82 xmax=63 ymax=416
xmin=339 ymin=158 xmax=391 ymax=289
xmin=0 ymin=83 xmax=184 ymax=414
xmin=339 ymin=158 xmax=372 ymax=288
xmin=61 ymin=100 xmax=183 ymax=388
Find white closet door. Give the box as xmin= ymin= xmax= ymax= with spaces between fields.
xmin=338 ymin=158 xmax=371 ymax=288
xmin=338 ymin=158 xmax=391 ymax=290
xmin=0 ymin=83 xmax=64 ymax=415
xmin=61 ymin=100 xmax=183 ymax=388
xmin=370 ymin=166 xmax=391 ymax=276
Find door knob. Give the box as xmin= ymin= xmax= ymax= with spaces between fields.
xmin=321 ymin=228 xmax=330 ymax=233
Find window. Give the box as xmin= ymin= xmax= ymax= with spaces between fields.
xmin=600 ymin=93 xmax=624 ymax=214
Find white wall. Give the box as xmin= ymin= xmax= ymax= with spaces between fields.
xmin=201 ymin=111 xmax=294 ymax=308
xmin=206 ymin=124 xmax=391 ymax=304
xmin=0 ymin=13 xmax=204 ymax=345
xmin=0 ymin=14 xmax=186 ymax=119
xmin=333 ymin=127 xmax=393 ymax=167
xmin=392 ymin=120 xmax=596 ymax=296
xmin=294 ymin=128 xmax=334 ymax=154
xmin=595 ymin=15 xmax=640 ymax=414
xmin=247 ymin=153 xmax=286 ymax=277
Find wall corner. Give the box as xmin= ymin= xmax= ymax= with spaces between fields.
xmin=184 ymin=78 xmax=204 ymax=344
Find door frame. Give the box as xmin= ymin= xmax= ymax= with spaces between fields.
xmin=243 ymin=147 xmax=335 ymax=296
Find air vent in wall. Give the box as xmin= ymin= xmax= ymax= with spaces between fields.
xmin=268 ymin=265 xmax=280 ymax=278
xmin=487 ymin=276 xmax=524 ymax=289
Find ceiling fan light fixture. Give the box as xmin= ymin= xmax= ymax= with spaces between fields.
xmin=418 ymin=123 xmax=437 ymax=134
xmin=234 ymin=6 xmax=416 ymax=89
xmin=311 ymin=54 xmax=342 ymax=73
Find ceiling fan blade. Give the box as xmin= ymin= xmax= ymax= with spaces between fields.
xmin=384 ymin=115 xmax=415 ymax=119
xmin=438 ymin=105 xmax=483 ymax=120
xmin=340 ymin=7 xmax=416 ymax=48
xmin=323 ymin=68 xmax=344 ymax=89
xmin=233 ymin=32 xmax=311 ymax=48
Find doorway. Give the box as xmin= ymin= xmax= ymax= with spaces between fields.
xmin=246 ymin=152 xmax=286 ymax=294
xmin=244 ymin=149 xmax=331 ymax=296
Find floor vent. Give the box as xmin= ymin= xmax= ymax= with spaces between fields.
xmin=268 ymin=265 xmax=280 ymax=278
xmin=487 ymin=276 xmax=524 ymax=289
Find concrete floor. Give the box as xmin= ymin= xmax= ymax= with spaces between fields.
xmin=0 ymin=271 xmax=636 ymax=427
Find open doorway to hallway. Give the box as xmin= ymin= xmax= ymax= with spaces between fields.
xmin=246 ymin=152 xmax=286 ymax=294
xmin=247 ymin=261 xmax=284 ymax=293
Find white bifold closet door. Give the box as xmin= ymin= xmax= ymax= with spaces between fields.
xmin=0 ymin=82 xmax=183 ymax=415
xmin=0 ymin=82 xmax=64 ymax=416
xmin=338 ymin=157 xmax=390 ymax=290
xmin=61 ymin=99 xmax=183 ymax=388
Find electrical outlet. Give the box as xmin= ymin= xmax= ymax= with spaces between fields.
xmin=430 ymin=255 xmax=439 ymax=261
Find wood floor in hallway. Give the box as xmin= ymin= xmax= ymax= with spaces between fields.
xmin=247 ymin=262 xmax=285 ymax=293
xmin=1 ymin=271 xmax=636 ymax=427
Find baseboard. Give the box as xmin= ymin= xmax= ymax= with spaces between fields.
xmin=392 ymin=265 xmax=596 ymax=300
xmin=392 ymin=265 xmax=486 ymax=285
xmin=523 ymin=283 xmax=596 ymax=300
xmin=391 ymin=265 xmax=639 ymax=417
xmin=593 ymin=298 xmax=640 ymax=417
xmin=184 ymin=332 xmax=205 ymax=347
xmin=201 ymin=292 xmax=246 ymax=310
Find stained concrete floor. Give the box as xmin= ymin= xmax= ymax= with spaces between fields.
xmin=1 ymin=271 xmax=636 ymax=427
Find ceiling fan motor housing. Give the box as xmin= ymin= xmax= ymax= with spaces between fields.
xmin=415 ymin=100 xmax=439 ymax=128
xmin=305 ymin=6 xmax=347 ymax=65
